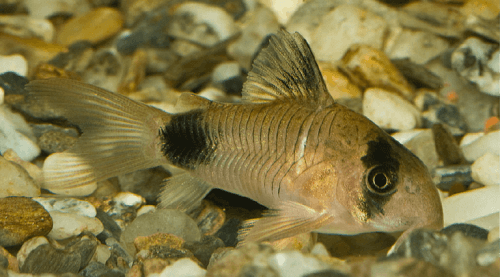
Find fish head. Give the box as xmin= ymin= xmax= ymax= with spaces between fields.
xmin=332 ymin=131 xmax=443 ymax=235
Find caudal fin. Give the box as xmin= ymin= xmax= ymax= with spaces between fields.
xmin=26 ymin=78 xmax=169 ymax=195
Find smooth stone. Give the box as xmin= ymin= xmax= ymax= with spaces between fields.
xmin=442 ymin=186 xmax=499 ymax=229
xmin=214 ymin=218 xmax=241 ymax=247
xmin=0 ymin=34 xmax=66 ymax=75
xmin=33 ymin=198 xmax=97 ymax=217
xmin=285 ymin=0 xmax=338 ymax=43
xmin=116 ymin=9 xmax=170 ymax=55
xmin=17 ymin=236 xmax=50 ymax=267
xmin=211 ymin=62 xmax=243 ymax=95
xmin=206 ymin=243 xmax=275 ymax=277
xmin=227 ymin=5 xmax=280 ymax=70
xmin=426 ymin=61 xmax=495 ymax=133
xmin=56 ymin=7 xmax=123 ymax=46
xmin=0 ymin=106 xmax=41 ymax=161
xmin=261 ymin=0 xmax=302 ymax=24
xmin=432 ymin=165 xmax=473 ymax=191
xmin=0 ymin=155 xmax=40 ymax=198
xmin=451 ymin=37 xmax=499 ymax=96
xmin=268 ymin=232 xmax=316 ymax=253
xmin=421 ymin=103 xmax=468 ymax=136
xmin=441 ymin=223 xmax=489 ymax=241
xmin=431 ymin=124 xmax=466 ymax=165
xmin=24 ymin=0 xmax=91 ymax=19
xmin=310 ymin=243 xmax=330 ymax=257
xmin=0 ymin=197 xmax=51 ymax=247
xmin=159 ymin=257 xmax=206 ymax=277
xmin=46 ymin=211 xmax=104 ymax=240
xmin=95 ymin=208 xmax=122 ymax=242
xmin=385 ymin=29 xmax=450 ymax=64
xmin=268 ymin=251 xmax=330 ymax=277
xmin=183 ymin=235 xmax=225 ymax=268
xmin=370 ymin=258 xmax=454 ymax=277
xmin=120 ymin=209 xmax=201 ymax=255
xmin=311 ymin=5 xmax=388 ymax=62
xmin=137 ymin=205 xmax=156 ymax=217
xmin=1 ymin=245 xmax=18 ymax=271
xmin=113 ymin=192 xmax=145 ymax=209
xmin=0 ymin=54 xmax=27 ymax=76
xmin=461 ymin=130 xmax=500 ymax=162
xmin=362 ymin=88 xmax=421 ymax=131
xmin=476 ymin=239 xmax=500 ymax=267
xmin=461 ymin=0 xmax=500 ymax=20
xmin=170 ymin=2 xmax=239 ymax=46
xmin=82 ymin=48 xmax=124 ymax=93
xmin=116 ymin=166 xmax=169 ymax=204
xmin=0 ymin=15 xmax=54 ymax=42
xmin=80 ymin=261 xmax=124 ymax=277
xmin=471 ymin=153 xmax=500 ymax=186
xmin=391 ymin=59 xmax=443 ymax=90
xmin=117 ymin=49 xmax=147 ymax=94
xmin=48 ymin=41 xmax=94 ymax=74
xmin=188 ymin=201 xmax=226 ymax=237
xmin=317 ymin=63 xmax=362 ymax=99
xmin=134 ymin=233 xmax=185 ymax=252
xmin=340 ymin=45 xmax=413 ymax=100
xmin=465 ymin=212 xmax=499 ymax=234
xmin=36 ymin=130 xmax=78 ymax=154
xmin=19 ymin=235 xmax=97 ymax=274
xmin=0 ymin=87 xmax=3 ymax=105
xmin=487 ymin=49 xmax=499 ymax=73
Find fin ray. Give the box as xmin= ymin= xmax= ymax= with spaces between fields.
xmin=159 ymin=173 xmax=213 ymax=213
xmin=242 ymin=30 xmax=333 ymax=108
xmin=237 ymin=201 xmax=334 ymax=246
xmin=26 ymin=78 xmax=169 ymax=195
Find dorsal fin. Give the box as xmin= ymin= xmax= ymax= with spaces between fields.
xmin=242 ymin=29 xmax=333 ymax=108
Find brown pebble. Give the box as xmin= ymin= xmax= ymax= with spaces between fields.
xmin=0 ymin=246 xmax=19 ymax=272
xmin=188 ymin=200 xmax=226 ymax=236
xmin=117 ymin=49 xmax=148 ymax=95
xmin=56 ymin=7 xmax=124 ymax=46
xmin=339 ymin=44 xmax=413 ymax=100
xmin=0 ymin=197 xmax=52 ymax=247
xmin=134 ymin=233 xmax=185 ymax=252
xmin=448 ymin=183 xmax=466 ymax=196
xmin=33 ymin=63 xmax=81 ymax=81
xmin=432 ymin=123 xmax=466 ymax=165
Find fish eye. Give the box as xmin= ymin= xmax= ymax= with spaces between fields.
xmin=366 ymin=166 xmax=396 ymax=194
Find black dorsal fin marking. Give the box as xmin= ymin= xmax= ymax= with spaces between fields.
xmin=242 ymin=29 xmax=333 ymax=108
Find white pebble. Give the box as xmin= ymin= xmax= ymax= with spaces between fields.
xmin=159 ymin=257 xmax=206 ymax=277
xmin=471 ymin=153 xmax=500 ymax=186
xmin=363 ymin=88 xmax=421 ymax=131
xmin=0 ymin=54 xmax=28 ymax=76
xmin=0 ymin=106 xmax=41 ymax=161
xmin=173 ymin=2 xmax=238 ymax=42
xmin=460 ymin=132 xmax=484 ymax=148
xmin=113 ymin=192 xmax=145 ymax=209
xmin=268 ymin=251 xmax=329 ymax=277
xmin=443 ymin=186 xmax=500 ymax=229
xmin=310 ymin=243 xmax=330 ymax=257
xmin=311 ymin=5 xmax=388 ymax=62
xmin=212 ymin=62 xmax=240 ymax=83
xmin=17 ymin=236 xmax=49 ymax=267
xmin=461 ymin=130 xmax=500 ymax=162
xmin=391 ymin=129 xmax=425 ymax=145
xmin=33 ymin=197 xmax=97 ymax=217
xmin=0 ymin=87 xmax=4 ymax=105
xmin=0 ymin=155 xmax=40 ymax=198
xmin=137 ymin=205 xmax=156 ymax=217
xmin=46 ymin=211 xmax=103 ymax=240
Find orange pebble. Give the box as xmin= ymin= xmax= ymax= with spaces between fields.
xmin=446 ymin=90 xmax=458 ymax=103
xmin=485 ymin=116 xmax=499 ymax=132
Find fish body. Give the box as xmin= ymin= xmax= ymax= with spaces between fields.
xmin=26 ymin=30 xmax=443 ymax=244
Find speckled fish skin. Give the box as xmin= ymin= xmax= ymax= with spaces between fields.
xmin=26 ymin=30 xmax=443 ymax=245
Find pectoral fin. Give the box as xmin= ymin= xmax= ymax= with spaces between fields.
xmin=237 ymin=201 xmax=334 ymax=246
xmin=158 ymin=173 xmax=213 ymax=213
